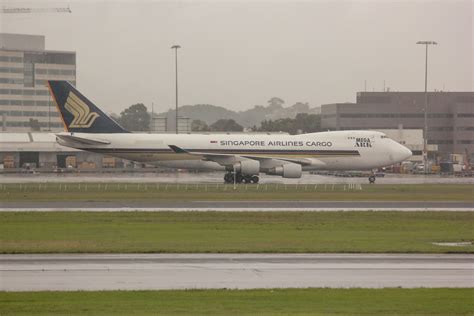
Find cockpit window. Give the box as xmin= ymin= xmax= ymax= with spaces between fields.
xmin=381 ymin=135 xmax=388 ymax=139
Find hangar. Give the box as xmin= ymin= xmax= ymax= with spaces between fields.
xmin=0 ymin=132 xmax=123 ymax=170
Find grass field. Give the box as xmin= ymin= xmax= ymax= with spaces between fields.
xmin=1 ymin=211 xmax=472 ymax=253
xmin=0 ymin=183 xmax=473 ymax=201
xmin=0 ymin=288 xmax=472 ymax=315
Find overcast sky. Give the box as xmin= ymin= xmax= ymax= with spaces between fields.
xmin=1 ymin=0 xmax=472 ymax=114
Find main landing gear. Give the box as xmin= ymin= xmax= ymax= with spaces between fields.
xmin=224 ymin=172 xmax=259 ymax=184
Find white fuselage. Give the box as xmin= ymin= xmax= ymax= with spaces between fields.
xmin=57 ymin=130 xmax=412 ymax=174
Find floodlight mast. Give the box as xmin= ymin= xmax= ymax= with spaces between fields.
xmin=171 ymin=45 xmax=181 ymax=134
xmin=416 ymin=40 xmax=437 ymax=174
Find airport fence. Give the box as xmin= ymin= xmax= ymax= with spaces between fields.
xmin=0 ymin=182 xmax=363 ymax=193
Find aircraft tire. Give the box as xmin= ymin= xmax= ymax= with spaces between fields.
xmin=243 ymin=175 xmax=257 ymax=184
xmin=236 ymin=173 xmax=244 ymax=183
xmin=224 ymin=173 xmax=234 ymax=183
xmin=251 ymin=175 xmax=259 ymax=183
xmin=368 ymin=175 xmax=376 ymax=183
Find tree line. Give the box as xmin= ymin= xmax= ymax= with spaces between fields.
xmin=115 ymin=101 xmax=321 ymax=134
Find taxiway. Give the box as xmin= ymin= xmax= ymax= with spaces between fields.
xmin=1 ymin=254 xmax=472 ymax=291
xmin=0 ymin=200 xmax=472 ymax=212
xmin=1 ymin=172 xmax=473 ymax=184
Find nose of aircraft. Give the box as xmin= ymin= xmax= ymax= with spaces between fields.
xmin=395 ymin=143 xmax=412 ymax=162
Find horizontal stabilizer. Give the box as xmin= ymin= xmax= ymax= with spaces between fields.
xmin=56 ymin=133 xmax=110 ymax=145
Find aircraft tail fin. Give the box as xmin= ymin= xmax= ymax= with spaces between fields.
xmin=48 ymin=80 xmax=129 ymax=133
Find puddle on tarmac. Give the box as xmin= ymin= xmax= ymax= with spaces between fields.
xmin=432 ymin=241 xmax=473 ymax=247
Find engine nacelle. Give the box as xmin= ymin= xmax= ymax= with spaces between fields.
xmin=234 ymin=160 xmax=260 ymax=175
xmin=268 ymin=163 xmax=302 ymax=178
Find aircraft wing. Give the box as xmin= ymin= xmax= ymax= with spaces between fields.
xmin=168 ymin=145 xmax=244 ymax=165
xmin=168 ymin=145 xmax=315 ymax=166
xmin=56 ymin=133 xmax=111 ymax=145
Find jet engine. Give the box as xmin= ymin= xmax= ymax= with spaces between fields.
xmin=233 ymin=160 xmax=260 ymax=175
xmin=268 ymin=163 xmax=302 ymax=178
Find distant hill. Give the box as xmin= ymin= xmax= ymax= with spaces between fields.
xmin=156 ymin=101 xmax=320 ymax=129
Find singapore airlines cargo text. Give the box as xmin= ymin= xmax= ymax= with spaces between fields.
xmin=219 ymin=140 xmax=333 ymax=147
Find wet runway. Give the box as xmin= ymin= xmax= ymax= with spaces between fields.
xmin=1 ymin=172 xmax=473 ymax=184
xmin=0 ymin=200 xmax=472 ymax=212
xmin=1 ymin=254 xmax=472 ymax=291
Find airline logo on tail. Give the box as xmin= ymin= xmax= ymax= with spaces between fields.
xmin=65 ymin=92 xmax=100 ymax=128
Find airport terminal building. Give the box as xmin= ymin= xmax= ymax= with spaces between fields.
xmin=321 ymin=91 xmax=474 ymax=158
xmin=0 ymin=33 xmax=76 ymax=132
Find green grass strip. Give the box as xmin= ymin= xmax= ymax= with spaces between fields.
xmin=0 ymin=288 xmax=473 ymax=315
xmin=1 ymin=211 xmax=473 ymax=253
xmin=0 ymin=183 xmax=472 ymax=201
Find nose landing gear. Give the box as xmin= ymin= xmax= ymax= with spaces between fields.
xmin=368 ymin=175 xmax=376 ymax=183
xmin=224 ymin=172 xmax=259 ymax=184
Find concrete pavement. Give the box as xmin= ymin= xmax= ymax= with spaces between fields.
xmin=1 ymin=253 xmax=473 ymax=291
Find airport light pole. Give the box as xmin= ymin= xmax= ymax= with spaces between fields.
xmin=416 ymin=40 xmax=437 ymax=174
xmin=48 ymin=93 xmax=51 ymax=131
xmin=171 ymin=45 xmax=181 ymax=134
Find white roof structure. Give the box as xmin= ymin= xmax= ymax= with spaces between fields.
xmin=0 ymin=132 xmax=79 ymax=152
xmin=374 ymin=129 xmax=437 ymax=152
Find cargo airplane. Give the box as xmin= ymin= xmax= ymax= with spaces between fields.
xmin=48 ymin=81 xmax=412 ymax=183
